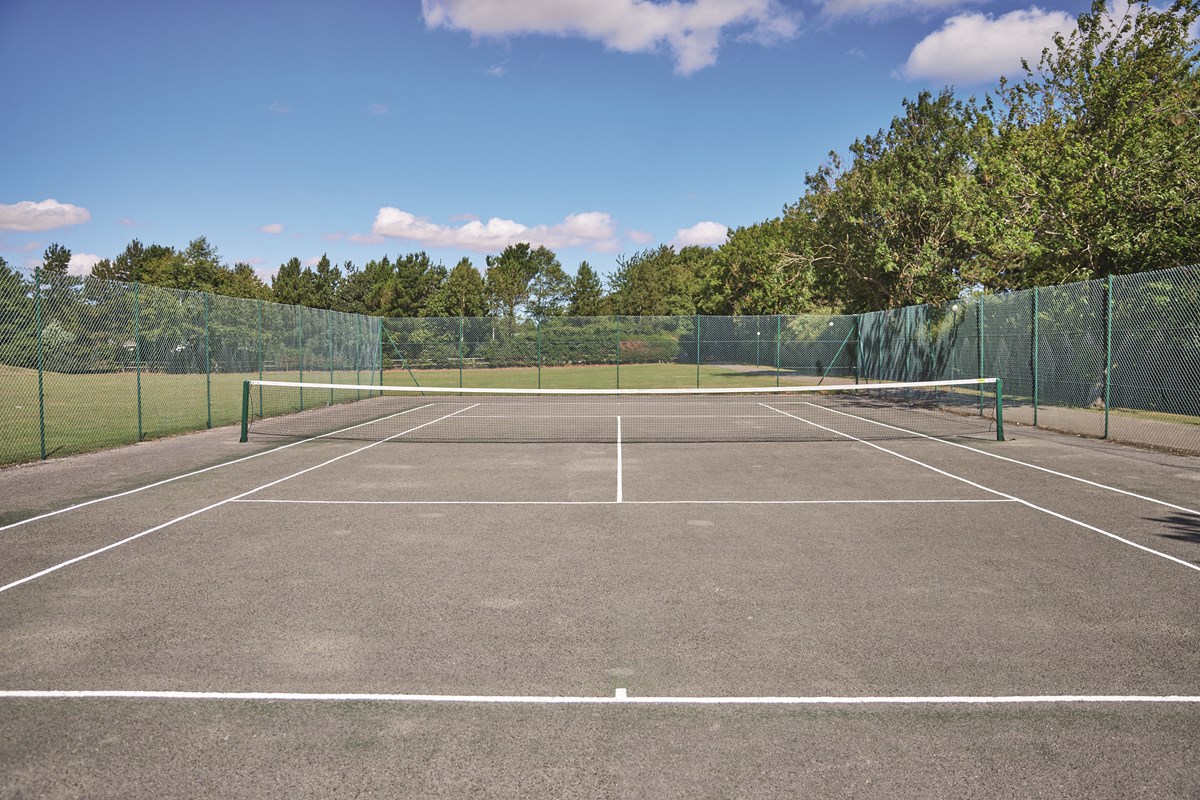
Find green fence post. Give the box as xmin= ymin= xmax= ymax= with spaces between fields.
xmin=775 ymin=315 xmax=782 ymax=387
xmin=328 ymin=308 xmax=334 ymax=405
xmin=204 ymin=292 xmax=212 ymax=429
xmin=1104 ymin=275 xmax=1113 ymax=439
xmin=355 ymin=313 xmax=362 ymax=394
xmin=854 ymin=314 xmax=862 ymax=384
xmin=615 ymin=317 xmax=621 ymax=389
xmin=378 ymin=317 xmax=384 ymax=387
xmin=1032 ymin=287 xmax=1039 ymax=427
xmin=134 ymin=282 xmax=143 ymax=442
xmin=34 ymin=265 xmax=46 ymax=460
xmin=239 ymin=380 xmax=251 ymax=443
xmin=977 ymin=295 xmax=985 ymax=414
xmin=458 ymin=317 xmax=464 ymax=389
xmin=298 ymin=309 xmax=304 ymax=410
xmin=695 ymin=314 xmax=701 ymax=388
xmin=536 ymin=319 xmax=542 ymax=390
xmin=256 ymin=299 xmax=263 ymax=412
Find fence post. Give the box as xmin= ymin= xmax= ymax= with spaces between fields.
xmin=977 ymin=295 xmax=985 ymax=414
xmin=458 ymin=317 xmax=464 ymax=390
xmin=615 ymin=316 xmax=621 ymax=389
xmin=1104 ymin=275 xmax=1113 ymax=439
xmin=298 ymin=309 xmax=304 ymax=411
xmin=854 ymin=313 xmax=862 ymax=384
xmin=378 ymin=317 xmax=384 ymax=386
xmin=327 ymin=308 xmax=334 ymax=405
xmin=256 ymin=299 xmax=264 ymax=412
xmin=135 ymin=282 xmax=143 ymax=442
xmin=775 ymin=315 xmax=782 ymax=387
xmin=34 ymin=265 xmax=46 ymax=460
xmin=1032 ymin=287 xmax=1039 ymax=427
xmin=536 ymin=319 xmax=542 ymax=389
xmin=204 ymin=292 xmax=212 ymax=429
xmin=695 ymin=314 xmax=701 ymax=388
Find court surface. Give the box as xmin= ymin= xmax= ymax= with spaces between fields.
xmin=1 ymin=399 xmax=1198 ymax=798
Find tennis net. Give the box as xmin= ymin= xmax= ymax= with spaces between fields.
xmin=239 ymin=378 xmax=1004 ymax=443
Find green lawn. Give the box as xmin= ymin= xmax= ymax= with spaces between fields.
xmin=382 ymin=362 xmax=810 ymax=390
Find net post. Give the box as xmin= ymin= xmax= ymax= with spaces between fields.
xmin=1032 ymin=287 xmax=1039 ymax=427
xmin=204 ymin=292 xmax=212 ymax=429
xmin=240 ymin=380 xmax=251 ymax=442
xmin=1104 ymin=275 xmax=1112 ymax=439
xmin=994 ymin=377 xmax=1005 ymax=441
xmin=34 ymin=264 xmax=46 ymax=460
xmin=135 ymin=281 xmax=143 ymax=442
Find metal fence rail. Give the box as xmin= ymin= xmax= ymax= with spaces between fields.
xmin=0 ymin=265 xmax=1196 ymax=465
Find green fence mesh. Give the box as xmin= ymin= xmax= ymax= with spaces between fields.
xmin=1 ymin=264 xmax=1197 ymax=465
xmin=0 ymin=269 xmax=382 ymax=465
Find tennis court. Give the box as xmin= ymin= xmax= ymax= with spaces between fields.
xmin=1 ymin=381 xmax=1198 ymax=798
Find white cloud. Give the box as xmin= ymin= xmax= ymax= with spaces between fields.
xmin=372 ymin=208 xmax=620 ymax=252
xmin=671 ymin=221 xmax=728 ymax=248
xmin=67 ymin=252 xmax=101 ymax=277
xmin=901 ymin=7 xmax=1075 ymax=82
xmin=260 ymin=223 xmax=285 ymax=235
xmin=0 ymin=199 xmax=91 ymax=232
xmin=627 ymin=229 xmax=655 ymax=245
xmin=422 ymin=0 xmax=800 ymax=75
xmin=819 ymin=0 xmax=980 ymax=19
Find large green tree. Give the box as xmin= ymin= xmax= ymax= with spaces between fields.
xmin=567 ymin=261 xmax=606 ymax=316
xmin=979 ymin=0 xmax=1200 ymax=286
xmin=427 ymin=257 xmax=487 ymax=317
xmin=485 ymin=243 xmax=560 ymax=321
xmin=607 ymin=245 xmax=705 ymax=316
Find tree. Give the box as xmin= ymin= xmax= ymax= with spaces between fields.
xmin=427 ymin=258 xmax=487 ymax=317
xmin=979 ymin=0 xmax=1200 ymax=286
xmin=527 ymin=249 xmax=571 ymax=317
xmin=607 ymin=245 xmax=702 ymax=316
xmin=567 ymin=261 xmax=606 ymax=316
xmin=0 ymin=256 xmax=36 ymax=367
xmin=700 ymin=216 xmax=821 ymax=314
xmin=272 ymin=257 xmax=307 ymax=305
xmin=373 ymin=252 xmax=444 ymax=317
xmin=217 ymin=263 xmax=272 ymax=301
xmin=485 ymin=243 xmax=543 ymax=321
xmin=802 ymin=89 xmax=989 ymax=311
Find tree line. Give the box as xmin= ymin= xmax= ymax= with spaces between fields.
xmin=28 ymin=0 xmax=1200 ymax=318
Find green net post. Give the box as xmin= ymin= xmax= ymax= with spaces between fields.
xmin=204 ymin=292 xmax=212 ymax=429
xmin=1031 ymin=287 xmax=1039 ymax=427
xmin=34 ymin=264 xmax=46 ymax=460
xmin=1104 ymin=275 xmax=1112 ymax=439
xmin=995 ymin=377 xmax=1005 ymax=441
xmin=239 ymin=380 xmax=251 ymax=442
xmin=458 ymin=317 xmax=464 ymax=389
xmin=695 ymin=314 xmax=701 ymax=388
xmin=135 ymin=282 xmax=143 ymax=442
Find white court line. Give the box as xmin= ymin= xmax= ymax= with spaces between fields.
xmin=0 ymin=403 xmax=437 ymax=534
xmin=809 ymin=403 xmax=1200 ymax=518
xmin=0 ymin=405 xmax=479 ymax=595
xmin=616 ymin=416 xmax=623 ymax=503
xmin=763 ymin=404 xmax=1200 ymax=574
xmin=231 ymin=498 xmax=1018 ymax=506
xmin=2 ymin=689 xmax=1197 ymax=705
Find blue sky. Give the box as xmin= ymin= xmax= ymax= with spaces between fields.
xmin=0 ymin=0 xmax=1097 ymax=282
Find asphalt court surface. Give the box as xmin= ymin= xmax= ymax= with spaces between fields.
xmin=2 ymin=417 xmax=1199 ymax=798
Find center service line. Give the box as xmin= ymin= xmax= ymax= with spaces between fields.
xmin=616 ymin=415 xmax=623 ymax=503
xmin=0 ymin=405 xmax=480 ymax=595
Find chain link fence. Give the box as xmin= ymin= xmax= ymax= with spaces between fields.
xmin=1 ymin=265 xmax=1197 ymax=465
xmin=0 ymin=270 xmax=382 ymax=465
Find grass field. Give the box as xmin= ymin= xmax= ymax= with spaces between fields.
xmin=381 ymin=362 xmax=823 ymax=390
